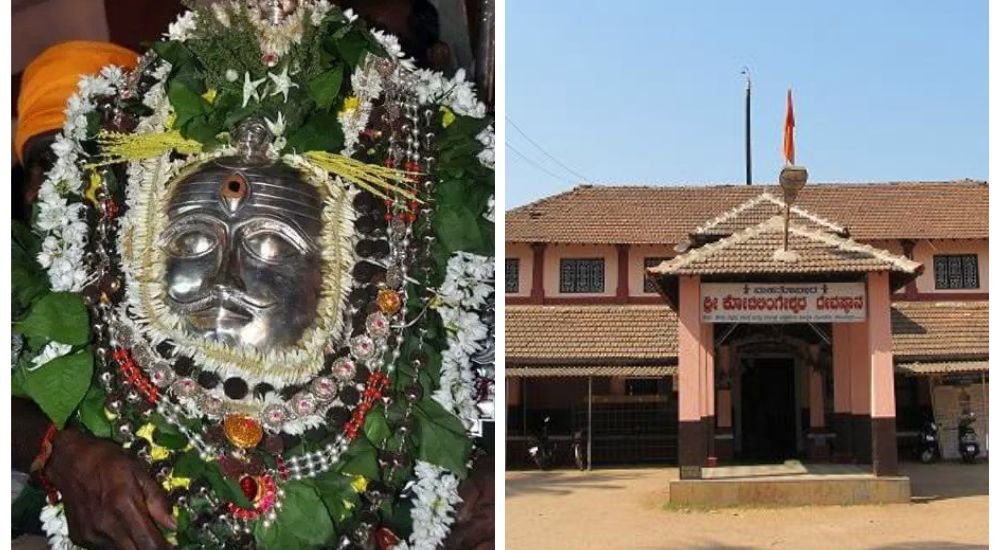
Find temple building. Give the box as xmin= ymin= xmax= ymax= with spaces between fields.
xmin=505 ymin=181 xmax=988 ymax=478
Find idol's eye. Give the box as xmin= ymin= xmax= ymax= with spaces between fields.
xmin=166 ymin=229 xmax=219 ymax=258
xmin=243 ymin=231 xmax=301 ymax=262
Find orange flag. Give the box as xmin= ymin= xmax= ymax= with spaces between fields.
xmin=783 ymin=89 xmax=795 ymax=165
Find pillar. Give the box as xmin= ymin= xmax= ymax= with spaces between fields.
xmin=831 ymin=324 xmax=854 ymax=460
xmin=807 ymin=366 xmax=830 ymax=460
xmin=702 ymin=322 xmax=716 ymax=465
xmin=529 ymin=242 xmax=546 ymax=303
xmin=609 ymin=377 xmax=626 ymax=396
xmin=615 ymin=244 xmax=629 ymax=303
xmin=677 ymin=275 xmax=707 ymax=479
xmin=868 ymin=271 xmax=898 ymax=476
xmin=715 ymin=345 xmax=734 ymax=460
xmin=849 ymin=321 xmax=872 ymax=462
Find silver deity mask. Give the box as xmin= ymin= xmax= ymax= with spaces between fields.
xmin=161 ymin=158 xmax=323 ymax=350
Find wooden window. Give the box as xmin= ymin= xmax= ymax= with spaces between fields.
xmin=933 ymin=254 xmax=979 ymax=289
xmin=643 ymin=257 xmax=669 ymax=293
xmin=559 ymin=258 xmax=605 ymax=293
xmin=505 ymin=258 xmax=519 ymax=293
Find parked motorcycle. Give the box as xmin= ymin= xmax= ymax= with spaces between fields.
xmin=958 ymin=412 xmax=981 ymax=463
xmin=528 ymin=416 xmax=555 ymax=470
xmin=914 ymin=420 xmax=939 ymax=463
xmin=572 ymin=430 xmax=587 ymax=471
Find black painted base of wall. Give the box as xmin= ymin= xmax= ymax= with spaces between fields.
xmin=830 ymin=412 xmax=853 ymax=459
xmin=872 ymin=416 xmax=899 ymax=476
xmin=851 ymin=414 xmax=872 ymax=463
xmin=679 ymin=419 xmax=707 ymax=479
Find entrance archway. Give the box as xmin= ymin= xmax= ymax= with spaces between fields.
xmin=724 ymin=326 xmax=831 ymax=462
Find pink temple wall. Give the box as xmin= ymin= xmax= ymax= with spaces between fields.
xmin=628 ymin=244 xmax=677 ymax=295
xmin=506 ymin=238 xmax=987 ymax=299
xmin=504 ymin=242 xmax=533 ymax=298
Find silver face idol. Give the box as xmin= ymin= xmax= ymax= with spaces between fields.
xmin=160 ymin=158 xmax=324 ymax=350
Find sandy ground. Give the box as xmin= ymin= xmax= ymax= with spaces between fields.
xmin=506 ymin=462 xmax=988 ymax=550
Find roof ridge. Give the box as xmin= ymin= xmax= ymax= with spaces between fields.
xmin=692 ymin=192 xmax=847 ymax=236
xmin=787 ymin=223 xmax=920 ymax=273
xmin=651 ymin=215 xmax=920 ymax=274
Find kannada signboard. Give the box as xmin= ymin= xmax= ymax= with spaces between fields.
xmin=701 ymin=282 xmax=867 ymax=323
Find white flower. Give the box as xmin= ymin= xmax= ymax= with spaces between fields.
xmin=212 ymin=3 xmax=231 ymax=27
xmin=30 ymin=342 xmax=73 ymax=370
xmin=267 ymin=65 xmax=299 ymax=102
xmin=477 ymin=126 xmax=495 ymax=169
xmin=342 ymin=8 xmax=358 ymax=22
xmin=99 ymin=65 xmax=127 ymax=87
xmin=408 ymin=461 xmax=462 ymax=550
xmin=311 ymin=0 xmax=333 ymax=26
xmin=484 ymin=196 xmax=495 ymax=222
xmin=79 ymin=75 xmax=114 ymax=98
xmin=371 ymin=30 xmax=415 ymax=70
xmin=413 ymin=68 xmax=486 ymax=118
xmin=241 ymin=71 xmax=266 ymax=108
xmin=225 ymin=69 xmax=239 ymax=82
xmin=40 ymin=503 xmax=77 ymax=549
xmin=265 ymin=112 xmax=286 ymax=137
xmin=166 ymin=10 xmax=198 ymax=42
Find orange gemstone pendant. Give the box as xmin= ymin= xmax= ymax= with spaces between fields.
xmin=223 ymin=414 xmax=264 ymax=449
xmin=376 ymin=288 xmax=402 ymax=315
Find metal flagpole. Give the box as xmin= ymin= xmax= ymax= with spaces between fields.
xmin=587 ymin=376 xmax=593 ymax=471
xmin=742 ymin=67 xmax=752 ymax=185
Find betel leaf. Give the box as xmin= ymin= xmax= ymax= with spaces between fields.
xmin=307 ymin=65 xmax=344 ymax=110
xmin=414 ymin=400 xmax=471 ymax=477
xmin=171 ymin=450 xmax=207 ymax=478
xmin=168 ymin=79 xmax=209 ymax=130
xmin=433 ymin=206 xmax=485 ymax=255
xmin=363 ymin=406 xmax=391 ymax=447
xmin=285 ymin=111 xmax=343 ymax=153
xmin=338 ymin=436 xmax=380 ymax=480
xmin=333 ymin=30 xmax=370 ymax=67
xmin=17 ymin=292 xmax=90 ymax=345
xmin=311 ymin=470 xmax=361 ymax=526
xmin=253 ymin=480 xmax=336 ymax=550
xmin=24 ymin=349 xmax=93 ymax=429
xmin=77 ymin=384 xmax=111 ymax=438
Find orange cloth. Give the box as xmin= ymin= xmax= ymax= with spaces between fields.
xmin=783 ymin=89 xmax=795 ymax=165
xmin=15 ymin=40 xmax=139 ymax=163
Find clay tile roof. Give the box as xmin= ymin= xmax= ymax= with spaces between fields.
xmin=896 ymin=361 xmax=988 ymax=375
xmin=891 ymin=301 xmax=988 ymax=361
xmin=505 ymin=305 xmax=677 ymax=363
xmin=694 ymin=192 xmax=846 ymax=237
xmin=507 ymin=181 xmax=987 ymax=244
xmin=506 ymin=301 xmax=986 ymax=365
xmin=506 ymin=365 xmax=677 ymax=378
xmin=649 ymin=216 xmax=921 ymax=276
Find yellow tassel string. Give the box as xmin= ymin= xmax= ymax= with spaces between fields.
xmin=303 ymin=151 xmax=422 ymax=202
xmin=85 ymin=130 xmax=203 ymax=168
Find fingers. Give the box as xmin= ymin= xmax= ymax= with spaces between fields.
xmin=134 ymin=469 xmax=178 ymax=531
xmin=116 ymin=494 xmax=172 ymax=550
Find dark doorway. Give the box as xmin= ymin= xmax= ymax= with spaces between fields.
xmin=740 ymin=358 xmax=797 ymax=461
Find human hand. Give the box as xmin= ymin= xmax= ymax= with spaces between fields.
xmin=45 ymin=428 xmax=176 ymax=550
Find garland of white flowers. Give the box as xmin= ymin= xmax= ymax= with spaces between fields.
xmin=40 ymin=502 xmax=78 ymax=550
xmin=434 ymin=252 xmax=494 ymax=429
xmin=400 ymin=461 xmax=463 ymax=550
xmin=35 ymin=66 xmax=127 ymax=291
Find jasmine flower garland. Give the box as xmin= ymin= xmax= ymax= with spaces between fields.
xmin=405 ymin=461 xmax=463 ymax=550
xmin=434 ymin=253 xmax=494 ymax=429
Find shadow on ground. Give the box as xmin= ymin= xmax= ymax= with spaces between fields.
xmin=627 ymin=542 xmax=988 ymax=550
xmin=506 ymin=470 xmax=650 ymax=497
xmin=903 ymin=461 xmax=988 ymax=501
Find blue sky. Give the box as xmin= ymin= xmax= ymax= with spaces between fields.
xmin=505 ymin=0 xmax=988 ymax=207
